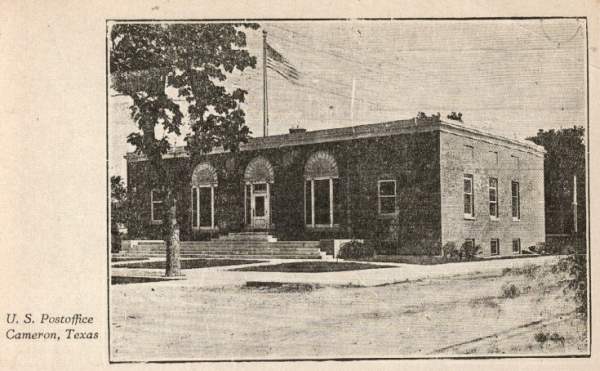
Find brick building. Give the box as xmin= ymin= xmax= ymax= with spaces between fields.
xmin=125 ymin=116 xmax=545 ymax=257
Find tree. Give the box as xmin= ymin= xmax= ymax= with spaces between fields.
xmin=526 ymin=126 xmax=586 ymax=237
xmin=110 ymin=23 xmax=258 ymax=276
xmin=110 ymin=175 xmax=128 ymax=226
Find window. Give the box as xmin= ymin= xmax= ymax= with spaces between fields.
xmin=378 ymin=180 xmax=397 ymax=215
xmin=511 ymin=155 xmax=520 ymax=169
xmin=488 ymin=151 xmax=499 ymax=166
xmin=191 ymin=162 xmax=218 ymax=229
xmin=150 ymin=189 xmax=163 ymax=223
xmin=464 ymin=145 xmax=474 ymax=160
xmin=305 ymin=178 xmax=338 ymax=227
xmin=304 ymin=151 xmax=339 ymax=228
xmin=490 ymin=239 xmax=500 ymax=256
xmin=464 ymin=174 xmax=474 ymax=218
xmin=489 ymin=177 xmax=498 ymax=219
xmin=512 ymin=239 xmax=521 ymax=254
xmin=511 ymin=181 xmax=520 ymax=220
xmin=192 ymin=186 xmax=215 ymax=228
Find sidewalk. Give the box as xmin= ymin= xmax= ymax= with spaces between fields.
xmin=111 ymin=255 xmax=560 ymax=289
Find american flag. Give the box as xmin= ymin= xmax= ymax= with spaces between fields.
xmin=265 ymin=42 xmax=301 ymax=84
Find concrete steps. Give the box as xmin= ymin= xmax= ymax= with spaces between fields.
xmin=120 ymin=235 xmax=322 ymax=259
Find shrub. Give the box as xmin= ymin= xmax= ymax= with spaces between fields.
xmin=442 ymin=241 xmax=458 ymax=260
xmin=338 ymin=240 xmax=375 ymax=260
xmin=500 ymin=283 xmax=520 ymax=298
xmin=549 ymin=332 xmax=565 ymax=345
xmin=534 ymin=332 xmax=548 ymax=344
xmin=460 ymin=242 xmax=481 ymax=261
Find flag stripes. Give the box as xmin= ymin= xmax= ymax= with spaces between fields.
xmin=265 ymin=42 xmax=300 ymax=84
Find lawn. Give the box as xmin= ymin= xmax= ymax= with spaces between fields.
xmin=110 ymin=258 xmax=587 ymax=360
xmin=111 ymin=257 xmax=149 ymax=263
xmin=111 ymin=276 xmax=182 ymax=285
xmin=232 ymin=261 xmax=395 ymax=273
xmin=116 ymin=258 xmax=264 ymax=269
xmin=361 ymin=254 xmax=540 ymax=265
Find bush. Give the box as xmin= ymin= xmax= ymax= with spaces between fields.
xmin=500 ymin=283 xmax=521 ymax=298
xmin=534 ymin=332 xmax=548 ymax=344
xmin=442 ymin=241 xmax=459 ymax=261
xmin=460 ymin=242 xmax=481 ymax=261
xmin=338 ymin=240 xmax=375 ymax=260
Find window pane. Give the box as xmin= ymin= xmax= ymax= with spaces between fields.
xmin=489 ymin=178 xmax=497 ymax=188
xmin=381 ymin=197 xmax=396 ymax=214
xmin=379 ymin=181 xmax=395 ymax=196
xmin=253 ymin=183 xmax=267 ymax=193
xmin=333 ymin=178 xmax=342 ymax=225
xmin=199 ymin=187 xmax=212 ymax=227
xmin=314 ymin=179 xmax=331 ymax=225
xmin=192 ymin=188 xmax=198 ymax=227
xmin=489 ymin=202 xmax=497 ymax=217
xmin=489 ymin=188 xmax=497 ymax=202
xmin=153 ymin=204 xmax=163 ymax=221
xmin=245 ymin=184 xmax=251 ymax=224
xmin=254 ymin=195 xmax=265 ymax=217
xmin=464 ymin=177 xmax=472 ymax=193
xmin=491 ymin=239 xmax=499 ymax=255
xmin=305 ymin=181 xmax=312 ymax=225
xmin=512 ymin=239 xmax=521 ymax=253
xmin=464 ymin=194 xmax=472 ymax=215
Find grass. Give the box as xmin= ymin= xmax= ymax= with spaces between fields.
xmin=362 ymin=254 xmax=541 ymax=265
xmin=244 ymin=281 xmax=320 ymax=293
xmin=111 ymin=276 xmax=181 ymax=285
xmin=111 ymin=257 xmax=149 ymax=262
xmin=117 ymin=258 xmax=264 ymax=269
xmin=232 ymin=261 xmax=395 ymax=273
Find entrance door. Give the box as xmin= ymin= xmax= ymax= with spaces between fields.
xmin=251 ymin=183 xmax=270 ymax=229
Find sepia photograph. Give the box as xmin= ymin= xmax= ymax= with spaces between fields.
xmin=107 ymin=18 xmax=589 ymax=361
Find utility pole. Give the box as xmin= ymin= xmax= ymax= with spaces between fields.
xmin=262 ymin=30 xmax=268 ymax=137
xmin=573 ymin=174 xmax=578 ymax=235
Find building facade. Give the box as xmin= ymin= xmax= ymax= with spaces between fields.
xmin=125 ymin=117 xmax=546 ymax=257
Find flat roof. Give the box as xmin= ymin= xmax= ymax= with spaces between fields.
xmin=125 ymin=117 xmax=546 ymax=162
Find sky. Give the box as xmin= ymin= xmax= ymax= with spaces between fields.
xmin=109 ymin=19 xmax=587 ymax=180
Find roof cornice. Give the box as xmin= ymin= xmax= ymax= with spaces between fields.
xmin=125 ymin=118 xmax=545 ymax=162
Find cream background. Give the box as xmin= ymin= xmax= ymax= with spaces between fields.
xmin=0 ymin=0 xmax=598 ymax=370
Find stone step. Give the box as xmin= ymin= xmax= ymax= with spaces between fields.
xmin=115 ymin=253 xmax=321 ymax=260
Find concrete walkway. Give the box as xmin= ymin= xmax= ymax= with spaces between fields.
xmin=111 ymin=255 xmax=560 ymax=289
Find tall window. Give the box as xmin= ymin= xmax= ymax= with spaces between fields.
xmin=489 ymin=177 xmax=498 ymax=219
xmin=191 ymin=162 xmax=218 ymax=229
xmin=464 ymin=174 xmax=474 ymax=218
xmin=490 ymin=239 xmax=500 ymax=256
xmin=304 ymin=151 xmax=339 ymax=227
xmin=464 ymin=145 xmax=474 ymax=160
xmin=512 ymin=239 xmax=521 ymax=254
xmin=192 ymin=186 xmax=215 ymax=228
xmin=511 ymin=181 xmax=520 ymax=220
xmin=378 ymin=180 xmax=397 ymax=215
xmin=150 ymin=189 xmax=163 ymax=223
xmin=305 ymin=178 xmax=340 ymax=226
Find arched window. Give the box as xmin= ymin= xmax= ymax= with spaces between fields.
xmin=244 ymin=156 xmax=274 ymax=229
xmin=304 ymin=151 xmax=340 ymax=227
xmin=191 ymin=163 xmax=218 ymax=229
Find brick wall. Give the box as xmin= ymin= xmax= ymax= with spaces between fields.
xmin=126 ymin=131 xmax=441 ymax=251
xmin=439 ymin=130 xmax=545 ymax=257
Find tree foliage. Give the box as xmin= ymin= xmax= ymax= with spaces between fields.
xmin=526 ymin=126 xmax=586 ymax=235
xmin=109 ymin=23 xmax=259 ymax=275
xmin=110 ymin=23 xmax=258 ymax=164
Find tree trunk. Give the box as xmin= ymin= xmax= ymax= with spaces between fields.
xmin=164 ymin=190 xmax=182 ymax=277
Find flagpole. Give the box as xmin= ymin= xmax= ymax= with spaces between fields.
xmin=262 ymin=30 xmax=268 ymax=137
